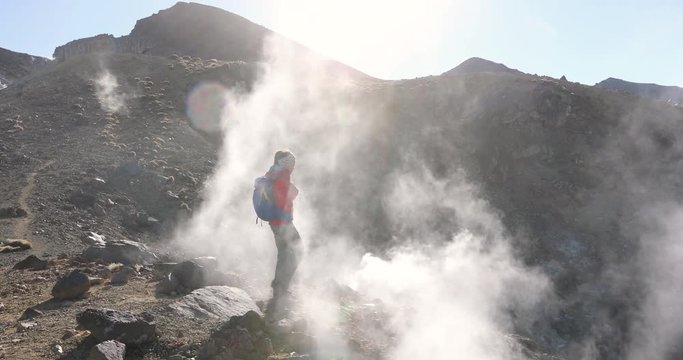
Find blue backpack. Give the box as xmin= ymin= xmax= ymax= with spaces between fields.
xmin=253 ymin=176 xmax=277 ymax=222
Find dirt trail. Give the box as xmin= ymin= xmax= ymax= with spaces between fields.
xmin=12 ymin=160 xmax=55 ymax=251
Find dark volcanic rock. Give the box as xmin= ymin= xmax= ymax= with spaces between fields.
xmin=88 ymin=340 xmax=126 ymax=360
xmin=170 ymin=260 xmax=206 ymax=291
xmin=77 ymin=308 xmax=156 ymax=345
xmin=168 ymin=286 xmax=261 ymax=319
xmin=201 ymin=311 xmax=273 ymax=360
xmin=82 ymin=239 xmax=158 ymax=265
xmin=0 ymin=206 xmax=27 ymax=218
xmin=12 ymin=255 xmax=48 ymax=271
xmin=51 ymin=270 xmax=91 ymax=300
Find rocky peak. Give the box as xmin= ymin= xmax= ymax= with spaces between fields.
xmin=0 ymin=47 xmax=51 ymax=88
xmin=442 ymin=57 xmax=522 ymax=76
xmin=53 ymin=2 xmax=271 ymax=62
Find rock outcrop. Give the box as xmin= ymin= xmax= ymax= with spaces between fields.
xmin=168 ymin=286 xmax=261 ymax=319
xmin=76 ymin=308 xmax=156 ymax=344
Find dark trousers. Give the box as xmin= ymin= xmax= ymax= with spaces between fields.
xmin=269 ymin=223 xmax=303 ymax=298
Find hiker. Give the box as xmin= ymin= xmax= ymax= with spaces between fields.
xmin=264 ymin=150 xmax=302 ymax=315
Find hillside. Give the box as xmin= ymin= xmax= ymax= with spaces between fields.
xmin=0 ymin=47 xmax=50 ymax=89
xmin=596 ymin=77 xmax=683 ymax=104
xmin=1 ymin=2 xmax=683 ymax=360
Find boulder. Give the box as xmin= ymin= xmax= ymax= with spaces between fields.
xmin=168 ymin=286 xmax=261 ymax=319
xmin=12 ymin=255 xmax=49 ymax=271
xmin=88 ymin=340 xmax=126 ymax=360
xmin=171 ymin=260 xmax=206 ymax=291
xmin=201 ymin=311 xmax=274 ymax=360
xmin=82 ymin=239 xmax=157 ymax=265
xmin=77 ymin=308 xmax=156 ymax=344
xmin=52 ymin=270 xmax=91 ymax=300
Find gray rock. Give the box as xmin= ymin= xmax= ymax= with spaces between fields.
xmin=88 ymin=340 xmax=126 ymax=360
xmin=171 ymin=260 xmax=206 ymax=291
xmin=77 ymin=308 xmax=156 ymax=344
xmin=12 ymin=255 xmax=48 ymax=271
xmin=82 ymin=239 xmax=157 ymax=265
xmin=168 ymin=286 xmax=261 ymax=319
xmin=52 ymin=270 xmax=91 ymax=300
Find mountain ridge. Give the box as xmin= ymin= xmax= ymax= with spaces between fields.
xmin=0 ymin=47 xmax=51 ymax=89
xmin=596 ymin=77 xmax=683 ymax=104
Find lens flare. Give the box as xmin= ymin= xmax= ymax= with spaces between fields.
xmin=186 ymin=82 xmax=227 ymax=133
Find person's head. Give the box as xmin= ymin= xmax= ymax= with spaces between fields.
xmin=274 ymin=150 xmax=296 ymax=171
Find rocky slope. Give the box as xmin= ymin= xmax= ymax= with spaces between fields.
xmin=0 ymin=47 xmax=50 ymax=89
xmin=596 ymin=77 xmax=683 ymax=104
xmin=1 ymin=2 xmax=683 ymax=360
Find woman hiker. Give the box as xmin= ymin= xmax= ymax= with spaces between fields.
xmin=264 ymin=150 xmax=303 ymax=318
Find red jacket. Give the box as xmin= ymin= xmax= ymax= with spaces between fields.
xmin=266 ymin=165 xmax=298 ymax=225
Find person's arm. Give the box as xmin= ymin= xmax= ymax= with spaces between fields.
xmin=288 ymin=183 xmax=299 ymax=201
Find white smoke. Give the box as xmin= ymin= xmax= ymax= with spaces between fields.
xmin=94 ymin=69 xmax=127 ymax=113
xmin=173 ymin=31 xmax=550 ymax=359
xmin=627 ymin=204 xmax=683 ymax=360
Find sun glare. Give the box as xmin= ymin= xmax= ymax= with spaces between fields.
xmin=273 ymin=0 xmax=456 ymax=79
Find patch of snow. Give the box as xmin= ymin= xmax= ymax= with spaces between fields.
xmin=0 ymin=81 xmax=7 ymax=90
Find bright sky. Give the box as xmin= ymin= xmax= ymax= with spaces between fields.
xmin=1 ymin=0 xmax=681 ymax=86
